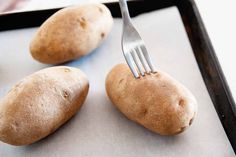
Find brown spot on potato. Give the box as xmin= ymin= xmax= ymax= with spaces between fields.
xmin=63 ymin=90 xmax=69 ymax=99
xmin=142 ymin=108 xmax=148 ymax=115
xmin=139 ymin=108 xmax=148 ymax=118
xmin=78 ymin=19 xmax=87 ymax=29
xmin=64 ymin=68 xmax=71 ymax=72
xmin=118 ymin=78 xmax=124 ymax=84
xmin=176 ymin=126 xmax=187 ymax=134
xmin=179 ymin=99 xmax=185 ymax=106
xmin=180 ymin=126 xmax=187 ymax=132
xmin=153 ymin=72 xmax=160 ymax=77
xmin=161 ymin=84 xmax=167 ymax=88
xmin=81 ymin=17 xmax=86 ymax=21
xmin=14 ymin=121 xmax=19 ymax=127
xmin=98 ymin=7 xmax=103 ymax=13
xmin=101 ymin=32 xmax=105 ymax=38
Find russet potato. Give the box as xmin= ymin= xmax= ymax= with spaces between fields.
xmin=106 ymin=64 xmax=197 ymax=135
xmin=0 ymin=66 xmax=89 ymax=145
xmin=30 ymin=3 xmax=113 ymax=64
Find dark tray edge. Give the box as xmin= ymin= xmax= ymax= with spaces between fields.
xmin=177 ymin=0 xmax=236 ymax=153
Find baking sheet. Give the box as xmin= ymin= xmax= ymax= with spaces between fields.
xmin=0 ymin=6 xmax=235 ymax=157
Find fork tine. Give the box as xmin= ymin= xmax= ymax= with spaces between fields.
xmin=130 ymin=49 xmax=145 ymax=76
xmin=124 ymin=52 xmax=140 ymax=78
xmin=135 ymin=47 xmax=151 ymax=73
xmin=140 ymin=45 xmax=156 ymax=73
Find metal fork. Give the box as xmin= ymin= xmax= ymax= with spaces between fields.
xmin=119 ymin=0 xmax=156 ymax=78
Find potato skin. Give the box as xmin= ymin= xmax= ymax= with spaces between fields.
xmin=106 ymin=64 xmax=197 ymax=135
xmin=0 ymin=66 xmax=89 ymax=145
xmin=30 ymin=3 xmax=113 ymax=64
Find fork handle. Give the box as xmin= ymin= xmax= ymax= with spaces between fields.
xmin=119 ymin=0 xmax=131 ymax=25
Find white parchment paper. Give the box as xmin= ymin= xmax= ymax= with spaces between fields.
xmin=0 ymin=7 xmax=235 ymax=157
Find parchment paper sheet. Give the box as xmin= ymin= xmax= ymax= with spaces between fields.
xmin=0 ymin=7 xmax=235 ymax=157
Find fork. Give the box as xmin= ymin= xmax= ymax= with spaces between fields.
xmin=119 ymin=0 xmax=156 ymax=78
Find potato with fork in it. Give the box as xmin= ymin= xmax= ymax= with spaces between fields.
xmin=106 ymin=64 xmax=197 ymax=135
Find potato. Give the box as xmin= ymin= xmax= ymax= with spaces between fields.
xmin=106 ymin=64 xmax=197 ymax=135
xmin=30 ymin=3 xmax=113 ymax=64
xmin=0 ymin=66 xmax=89 ymax=145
